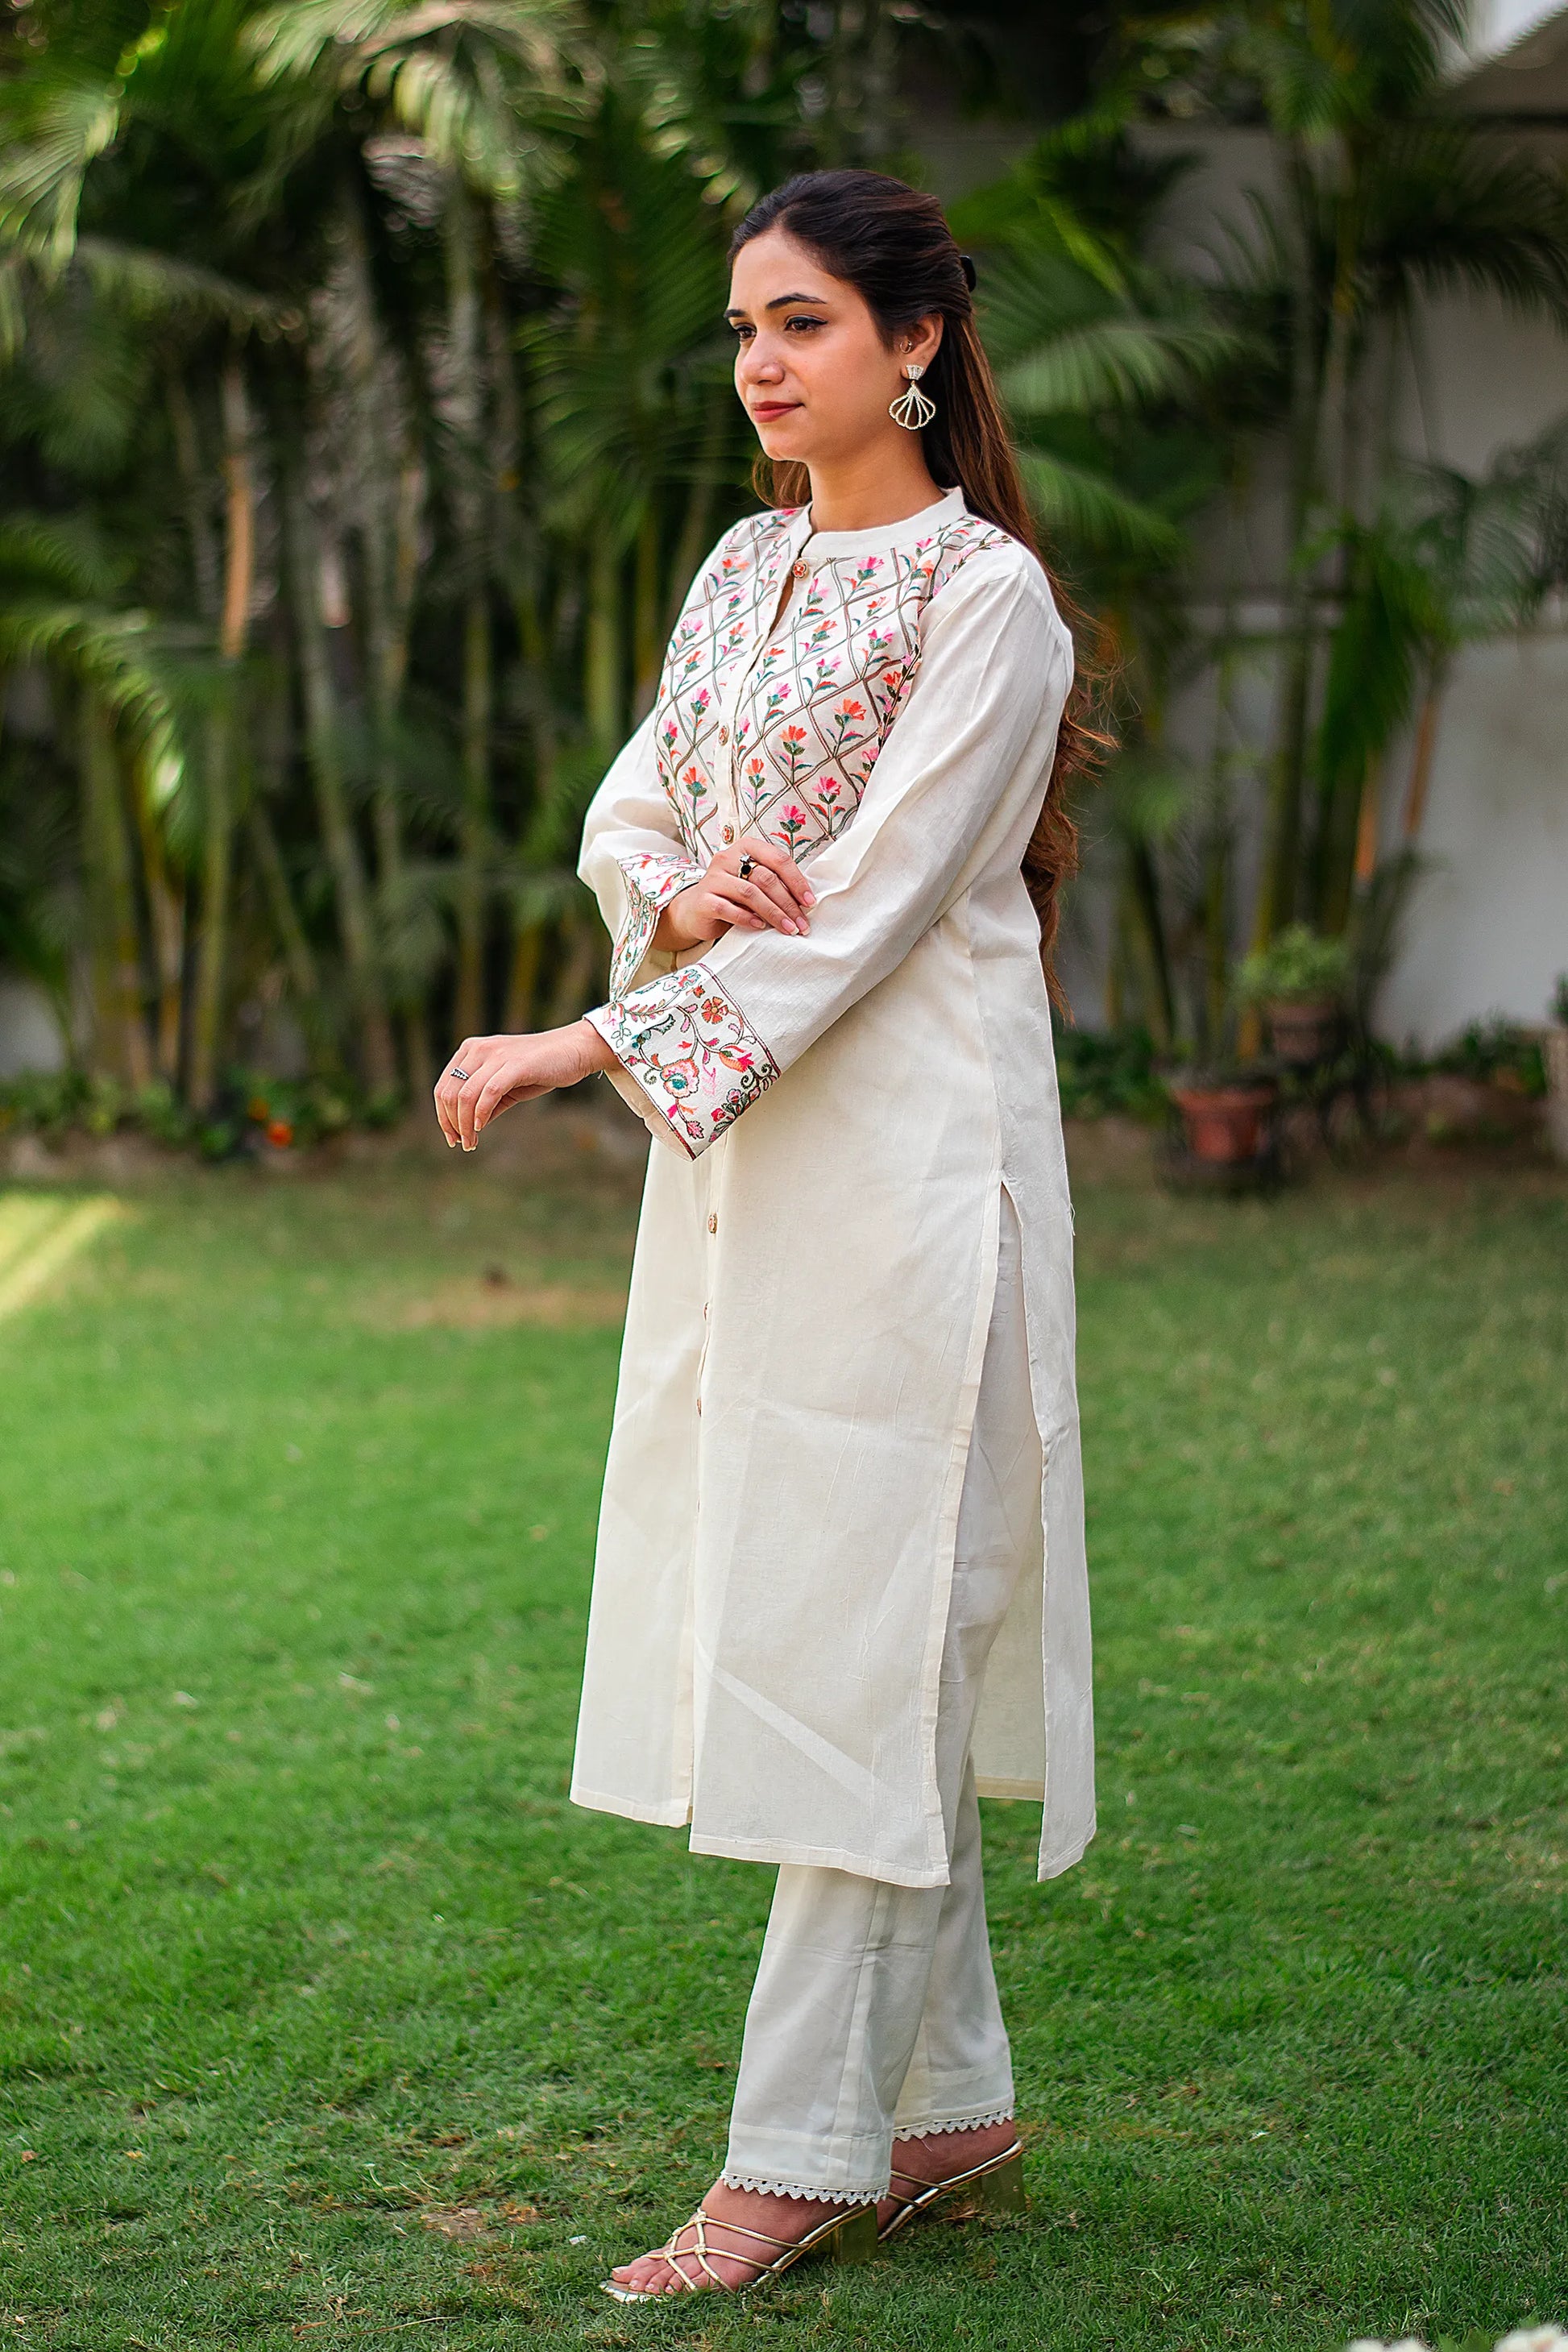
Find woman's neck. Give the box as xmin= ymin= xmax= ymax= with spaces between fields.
xmin=803 ymin=443 xmax=947 ymax=536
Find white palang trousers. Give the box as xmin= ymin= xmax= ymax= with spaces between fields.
xmin=720 ymin=1186 xmax=1043 ymax=2204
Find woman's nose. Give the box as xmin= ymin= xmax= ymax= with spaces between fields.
xmin=739 ymin=340 xmax=783 ymax=385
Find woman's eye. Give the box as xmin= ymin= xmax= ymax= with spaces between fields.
xmin=784 ymin=314 xmax=824 ymax=332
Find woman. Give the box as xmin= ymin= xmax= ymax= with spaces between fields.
xmin=433 ymin=168 xmax=1097 ymax=2300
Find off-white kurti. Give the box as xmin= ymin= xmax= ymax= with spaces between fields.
xmin=571 ymin=483 xmax=1094 ymax=1889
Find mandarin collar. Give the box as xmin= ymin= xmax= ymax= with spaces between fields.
xmin=782 ymin=484 xmax=968 ymax=570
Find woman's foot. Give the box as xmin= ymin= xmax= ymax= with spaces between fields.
xmin=876 ymin=2117 xmax=1018 ymax=2237
xmin=607 ymin=2178 xmax=855 ymax=2296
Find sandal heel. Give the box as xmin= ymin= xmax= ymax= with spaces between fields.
xmin=830 ymin=2205 xmax=878 ymax=2263
xmin=973 ymin=2152 xmax=1025 ymax=2213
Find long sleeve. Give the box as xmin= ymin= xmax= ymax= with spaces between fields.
xmin=577 ymin=709 xmax=707 ymax=999
xmin=583 ymin=550 xmax=1073 ymax=1159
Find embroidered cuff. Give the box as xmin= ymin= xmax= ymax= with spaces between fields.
xmin=611 ymin=852 xmax=706 ymax=995
xmin=583 ymin=961 xmax=779 ymax=1159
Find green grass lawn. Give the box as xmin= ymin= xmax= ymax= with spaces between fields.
xmin=1 ymin=1128 xmax=1564 ymax=2350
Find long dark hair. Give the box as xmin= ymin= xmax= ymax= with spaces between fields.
xmin=728 ymin=168 xmax=1106 ymax=1011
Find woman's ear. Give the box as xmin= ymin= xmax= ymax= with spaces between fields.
xmin=902 ymin=312 xmax=944 ymax=371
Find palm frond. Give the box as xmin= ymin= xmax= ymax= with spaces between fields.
xmin=1000 ymin=317 xmax=1247 ymax=417
xmin=0 ymin=604 xmax=184 ymax=778
xmin=249 ymin=0 xmax=586 ymax=197
xmin=73 ymin=237 xmax=285 ymax=330
xmin=0 ymin=515 xmax=122 ymax=602
xmin=1366 ymin=125 xmax=1568 ymax=328
xmin=1016 ymin=449 xmax=1187 ymax=565
xmin=0 ymin=73 xmax=122 ymax=268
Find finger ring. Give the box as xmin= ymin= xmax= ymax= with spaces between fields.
xmin=737 ymin=854 xmax=754 ymax=880
xmin=449 ymin=1067 xmax=470 ymax=1082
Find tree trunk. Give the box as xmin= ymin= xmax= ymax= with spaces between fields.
xmin=504 ymin=916 xmax=544 ymax=1035
xmin=585 ymin=530 xmax=623 ymax=757
xmin=132 ymin=757 xmax=184 ymax=1081
xmin=81 ymin=694 xmax=152 ymax=1086
xmin=278 ymin=421 xmax=398 ymax=1096
xmin=454 ymin=588 xmax=492 ymax=1039
xmin=632 ymin=500 xmax=662 ymax=721
xmin=440 ymin=177 xmax=492 ymax=1044
xmin=1400 ymin=673 xmax=1445 ymax=843
xmin=1352 ymin=752 xmax=1382 ymax=887
xmin=1200 ymin=479 xmax=1247 ymax=1055
xmin=249 ymin=671 xmax=334 ymax=1074
xmin=187 ymin=712 xmax=234 ymax=1114
xmin=662 ymin=384 xmax=729 ymax=643
xmin=340 ymin=176 xmax=428 ymax=1089
xmin=1122 ymin=840 xmax=1176 ymax=1054
xmin=189 ymin=355 xmax=255 ymax=1113
xmin=1250 ymin=138 xmax=1328 ymax=967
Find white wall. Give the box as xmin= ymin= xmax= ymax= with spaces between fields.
xmin=0 ymin=981 xmax=67 ymax=1078
xmin=1375 ymin=627 xmax=1568 ymax=1043
xmin=1124 ymin=124 xmax=1568 ymax=1047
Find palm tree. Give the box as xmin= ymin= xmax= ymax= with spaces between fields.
xmin=250 ymin=0 xmax=588 ymax=1041
xmin=1206 ymin=0 xmax=1568 ymax=955
xmin=954 ymin=124 xmax=1258 ymax=1043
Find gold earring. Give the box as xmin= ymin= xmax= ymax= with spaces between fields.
xmin=889 ymin=362 xmax=935 ymax=431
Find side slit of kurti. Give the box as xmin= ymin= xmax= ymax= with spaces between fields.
xmin=911 ymin=1167 xmax=1004 ymax=1884
xmin=1005 ymin=1172 xmax=1094 ymax=1877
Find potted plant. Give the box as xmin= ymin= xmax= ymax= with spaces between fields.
xmin=1166 ymin=1060 xmax=1279 ymax=1165
xmin=1235 ymin=925 xmax=1352 ymax=1066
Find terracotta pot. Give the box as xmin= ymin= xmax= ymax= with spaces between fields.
xmin=1266 ymin=996 xmax=1342 ymax=1067
xmin=1170 ymin=1083 xmax=1276 ymax=1164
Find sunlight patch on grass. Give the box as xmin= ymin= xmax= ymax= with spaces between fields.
xmin=0 ymin=1193 xmax=125 ymax=1320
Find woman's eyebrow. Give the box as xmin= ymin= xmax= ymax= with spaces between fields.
xmin=724 ymin=292 xmax=829 ymax=320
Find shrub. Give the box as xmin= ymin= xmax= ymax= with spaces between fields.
xmin=1234 ymin=924 xmax=1352 ymax=1006
xmin=1052 ymin=1022 xmax=1166 ymax=1120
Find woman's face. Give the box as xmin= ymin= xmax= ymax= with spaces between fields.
xmin=726 ymin=226 xmax=943 ymax=475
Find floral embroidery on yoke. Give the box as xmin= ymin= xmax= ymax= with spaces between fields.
xmin=654 ymin=507 xmax=1010 ymax=870
xmin=588 ymin=964 xmax=779 ymax=1157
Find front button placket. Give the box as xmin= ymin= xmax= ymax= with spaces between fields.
xmin=716 ymin=528 xmax=812 ymax=850
xmin=696 ymin=1186 xmax=720 ymax=1421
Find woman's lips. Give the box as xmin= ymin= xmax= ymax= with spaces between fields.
xmin=751 ymin=402 xmax=799 ymax=421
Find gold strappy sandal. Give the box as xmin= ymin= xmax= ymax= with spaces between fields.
xmin=877 ymin=2139 xmax=1025 ymax=2242
xmin=600 ymin=2198 xmax=877 ymax=2301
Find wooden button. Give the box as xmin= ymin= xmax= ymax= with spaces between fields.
xmin=719 ymin=724 xmax=728 ymax=743
xmin=707 ymin=1213 xmax=717 ymax=1234
xmin=722 ymin=823 xmax=734 ymax=844
xmin=792 ymin=562 xmax=807 ymax=578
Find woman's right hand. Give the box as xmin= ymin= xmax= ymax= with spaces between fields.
xmin=654 ymin=836 xmax=815 ymax=952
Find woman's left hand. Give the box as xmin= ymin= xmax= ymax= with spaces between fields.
xmin=433 ymin=1020 xmax=616 ymax=1151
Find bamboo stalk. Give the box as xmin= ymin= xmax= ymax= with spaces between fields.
xmin=1400 ymin=677 xmax=1443 ymax=842
xmin=278 ymin=424 xmax=398 ymax=1097
xmin=81 ymin=693 xmax=152 ymax=1088
xmin=189 ymin=355 xmax=255 ymax=1113
xmin=454 ymin=589 xmax=492 ymax=1040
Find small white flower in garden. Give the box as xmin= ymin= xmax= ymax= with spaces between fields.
xmin=568 ymin=2234 xmax=588 ymax=2245
xmin=1497 ymin=2331 xmax=1568 ymax=2352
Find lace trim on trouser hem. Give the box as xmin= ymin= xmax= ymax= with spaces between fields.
xmin=895 ymin=2105 xmax=1016 ymax=2138
xmin=718 ymin=2174 xmax=884 ymax=2205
